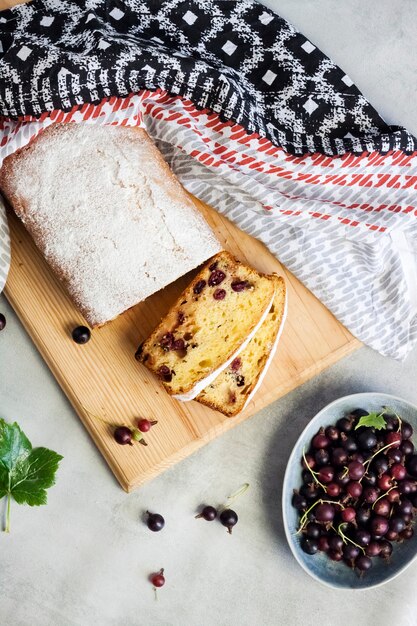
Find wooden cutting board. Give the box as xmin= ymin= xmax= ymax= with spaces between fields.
xmin=4 ymin=197 xmax=360 ymax=491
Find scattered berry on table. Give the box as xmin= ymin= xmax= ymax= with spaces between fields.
xmin=150 ymin=569 xmax=165 ymax=588
xmin=71 ymin=325 xmax=91 ymax=344
xmin=0 ymin=313 xmax=6 ymax=331
xmin=114 ymin=426 xmax=133 ymax=446
xmin=146 ymin=511 xmax=165 ymax=532
xmin=137 ymin=418 xmax=158 ymax=433
xmin=219 ymin=508 xmax=238 ymax=534
xmin=195 ymin=505 xmax=218 ymax=521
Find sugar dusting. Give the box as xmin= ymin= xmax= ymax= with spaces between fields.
xmin=5 ymin=123 xmax=221 ymax=325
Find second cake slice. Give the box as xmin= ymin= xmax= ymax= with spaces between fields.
xmin=196 ymin=275 xmax=287 ymax=416
xmin=136 ymin=251 xmax=276 ymax=398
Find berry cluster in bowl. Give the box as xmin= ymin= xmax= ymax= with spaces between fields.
xmin=292 ymin=407 xmax=417 ymax=574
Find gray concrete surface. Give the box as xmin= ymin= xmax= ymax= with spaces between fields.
xmin=1 ymin=2 xmax=417 ymax=625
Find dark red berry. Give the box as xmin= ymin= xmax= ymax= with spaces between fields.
xmin=0 ymin=313 xmax=6 ymax=330
xmin=219 ymin=509 xmax=238 ymax=534
xmin=386 ymin=432 xmax=402 ymax=448
xmin=114 ymin=426 xmax=133 ymax=446
xmin=401 ymin=422 xmax=413 ymax=439
xmin=173 ymin=338 xmax=185 ymax=351
xmin=177 ymin=311 xmax=185 ymax=324
xmin=209 ymin=261 xmax=218 ymax=271
xmin=378 ymin=474 xmax=394 ymax=491
xmin=390 ymin=463 xmax=406 ymax=481
xmin=146 ymin=511 xmax=165 ymax=532
xmin=312 ymin=433 xmax=330 ymax=449
xmin=150 ymin=569 xmax=165 ymax=587
xmin=208 ymin=270 xmax=226 ymax=286
xmin=137 ymin=419 xmax=151 ymax=433
xmin=348 ymin=461 xmax=365 ymax=480
xmin=231 ymin=280 xmax=250 ymax=292
xmin=160 ymin=332 xmax=175 ymax=350
xmin=341 ymin=507 xmax=356 ymax=523
xmin=347 ymin=481 xmax=363 ymax=498
xmin=193 ymin=279 xmax=206 ymax=294
xmin=230 ymin=357 xmax=242 ymax=372
xmin=400 ymin=440 xmax=414 ymax=456
xmin=158 ymin=365 xmax=172 ymax=382
xmin=317 ymin=466 xmax=334 ymax=484
xmin=315 ymin=503 xmax=335 ymax=522
xmin=71 ymin=325 xmax=91 ymax=344
xmin=373 ymin=498 xmax=391 ymax=517
xmin=213 ymin=288 xmax=226 ymax=300
xmin=196 ymin=505 xmax=217 ymax=521
xmin=326 ymin=482 xmax=341 ymax=497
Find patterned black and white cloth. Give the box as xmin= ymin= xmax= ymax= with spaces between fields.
xmin=1 ymin=0 xmax=417 ymax=358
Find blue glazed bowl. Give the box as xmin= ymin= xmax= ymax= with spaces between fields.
xmin=282 ymin=392 xmax=417 ymax=589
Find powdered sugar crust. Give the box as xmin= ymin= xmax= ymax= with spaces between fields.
xmin=5 ymin=123 xmax=221 ymax=325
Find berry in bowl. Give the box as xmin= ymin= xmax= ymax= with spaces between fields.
xmin=282 ymin=393 xmax=417 ymax=589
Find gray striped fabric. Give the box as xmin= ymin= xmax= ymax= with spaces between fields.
xmin=0 ymin=197 xmax=10 ymax=293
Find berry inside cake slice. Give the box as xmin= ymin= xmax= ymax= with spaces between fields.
xmin=136 ymin=251 xmax=276 ymax=398
xmin=196 ymin=275 xmax=286 ymax=416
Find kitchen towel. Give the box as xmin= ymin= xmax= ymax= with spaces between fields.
xmin=0 ymin=0 xmax=417 ymax=359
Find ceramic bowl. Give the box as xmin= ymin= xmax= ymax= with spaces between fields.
xmin=282 ymin=392 xmax=417 ymax=589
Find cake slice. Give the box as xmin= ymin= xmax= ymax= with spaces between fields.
xmin=0 ymin=123 xmax=221 ymax=326
xmin=196 ymin=275 xmax=286 ymax=416
xmin=136 ymin=251 xmax=276 ymax=398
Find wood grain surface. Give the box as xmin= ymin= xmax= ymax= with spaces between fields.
xmin=1 ymin=0 xmax=360 ymax=491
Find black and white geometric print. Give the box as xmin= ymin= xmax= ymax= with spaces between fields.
xmin=0 ymin=0 xmax=416 ymax=155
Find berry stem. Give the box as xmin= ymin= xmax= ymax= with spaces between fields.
xmin=220 ymin=482 xmax=250 ymax=512
xmin=336 ymin=523 xmax=365 ymax=553
xmin=383 ymin=406 xmax=402 ymax=432
xmin=362 ymin=441 xmax=398 ymax=475
xmin=372 ymin=485 xmax=396 ymax=510
xmin=302 ymin=448 xmax=328 ymax=492
xmin=82 ymin=408 xmax=115 ymax=427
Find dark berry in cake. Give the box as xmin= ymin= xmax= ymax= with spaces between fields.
xmin=135 ymin=342 xmax=144 ymax=360
xmin=208 ymin=270 xmax=226 ymax=286
xmin=160 ymin=332 xmax=175 ymax=351
xmin=158 ymin=365 xmax=173 ymax=382
xmin=213 ymin=289 xmax=226 ymax=300
xmin=173 ymin=338 xmax=185 ymax=351
xmin=231 ymin=280 xmax=250 ymax=292
xmin=193 ymin=280 xmax=206 ymax=294
xmin=71 ymin=325 xmax=91 ymax=344
xmin=230 ymin=357 xmax=242 ymax=371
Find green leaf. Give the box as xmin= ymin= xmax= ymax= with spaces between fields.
xmin=355 ymin=412 xmax=387 ymax=431
xmin=0 ymin=419 xmax=63 ymax=531
xmin=0 ymin=419 xmax=31 ymax=471
xmin=11 ymin=448 xmax=64 ymax=506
